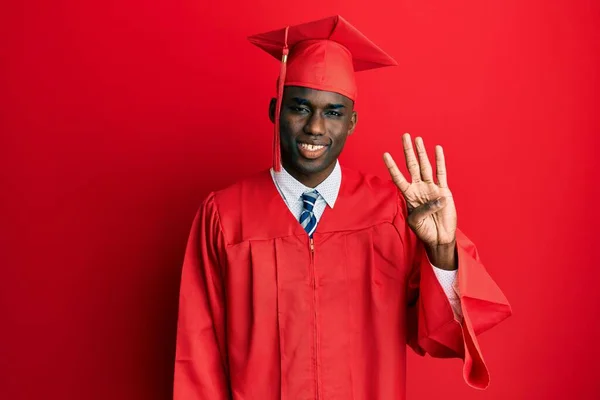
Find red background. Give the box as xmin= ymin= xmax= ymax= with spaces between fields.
xmin=2 ymin=0 xmax=599 ymax=399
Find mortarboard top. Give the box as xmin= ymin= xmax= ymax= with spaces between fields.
xmin=248 ymin=15 xmax=398 ymax=171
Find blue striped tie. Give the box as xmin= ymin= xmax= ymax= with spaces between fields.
xmin=300 ymin=190 xmax=319 ymax=237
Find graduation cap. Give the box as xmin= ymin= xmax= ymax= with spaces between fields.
xmin=248 ymin=15 xmax=398 ymax=171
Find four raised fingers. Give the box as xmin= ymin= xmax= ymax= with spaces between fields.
xmin=388 ymin=133 xmax=448 ymax=188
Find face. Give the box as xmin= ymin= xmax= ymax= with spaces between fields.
xmin=270 ymin=86 xmax=357 ymax=185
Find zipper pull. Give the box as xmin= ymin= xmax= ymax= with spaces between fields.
xmin=310 ymin=238 xmax=314 ymax=253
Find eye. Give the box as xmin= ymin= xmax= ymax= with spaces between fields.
xmin=289 ymin=106 xmax=309 ymax=114
xmin=325 ymin=110 xmax=343 ymax=117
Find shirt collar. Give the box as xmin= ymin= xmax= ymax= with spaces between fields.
xmin=272 ymin=161 xmax=342 ymax=208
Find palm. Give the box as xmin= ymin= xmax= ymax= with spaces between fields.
xmin=383 ymin=134 xmax=457 ymax=246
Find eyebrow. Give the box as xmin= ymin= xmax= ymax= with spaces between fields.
xmin=291 ymin=97 xmax=346 ymax=109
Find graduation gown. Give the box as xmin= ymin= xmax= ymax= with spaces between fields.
xmin=174 ymin=168 xmax=511 ymax=400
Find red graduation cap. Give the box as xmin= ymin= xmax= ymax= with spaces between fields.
xmin=248 ymin=15 xmax=398 ymax=171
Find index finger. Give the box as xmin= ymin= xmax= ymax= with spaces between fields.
xmin=383 ymin=152 xmax=411 ymax=194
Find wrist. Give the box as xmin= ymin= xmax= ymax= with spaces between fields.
xmin=425 ymin=240 xmax=457 ymax=270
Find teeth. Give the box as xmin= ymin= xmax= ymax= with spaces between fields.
xmin=300 ymin=143 xmax=325 ymax=151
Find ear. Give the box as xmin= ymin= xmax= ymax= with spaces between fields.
xmin=269 ymin=98 xmax=277 ymax=123
xmin=348 ymin=110 xmax=358 ymax=136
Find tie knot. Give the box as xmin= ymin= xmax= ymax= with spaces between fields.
xmin=301 ymin=190 xmax=319 ymax=212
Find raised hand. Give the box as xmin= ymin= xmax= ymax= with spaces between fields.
xmin=383 ymin=133 xmax=458 ymax=268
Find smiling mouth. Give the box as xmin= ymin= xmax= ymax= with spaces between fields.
xmin=297 ymin=142 xmax=328 ymax=159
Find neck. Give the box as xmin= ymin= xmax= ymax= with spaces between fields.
xmin=281 ymin=161 xmax=337 ymax=188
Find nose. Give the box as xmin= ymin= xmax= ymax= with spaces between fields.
xmin=304 ymin=112 xmax=325 ymax=136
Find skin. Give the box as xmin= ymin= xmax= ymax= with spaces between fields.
xmin=269 ymin=86 xmax=357 ymax=188
xmin=383 ymin=137 xmax=458 ymax=270
xmin=270 ymin=86 xmax=458 ymax=270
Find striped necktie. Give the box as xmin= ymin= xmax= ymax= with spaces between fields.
xmin=300 ymin=190 xmax=319 ymax=237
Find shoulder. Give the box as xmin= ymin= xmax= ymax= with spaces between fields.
xmin=341 ymin=167 xmax=401 ymax=207
xmin=199 ymin=169 xmax=280 ymax=244
xmin=205 ymin=169 xmax=273 ymax=210
xmin=337 ymin=167 xmax=406 ymax=224
xmin=342 ymin=167 xmax=399 ymax=197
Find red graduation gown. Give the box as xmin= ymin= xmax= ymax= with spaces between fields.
xmin=174 ymin=168 xmax=511 ymax=400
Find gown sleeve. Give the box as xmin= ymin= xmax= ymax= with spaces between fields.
xmin=174 ymin=193 xmax=230 ymax=399
xmin=397 ymin=192 xmax=512 ymax=389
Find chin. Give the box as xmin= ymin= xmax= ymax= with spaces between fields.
xmin=296 ymin=158 xmax=332 ymax=175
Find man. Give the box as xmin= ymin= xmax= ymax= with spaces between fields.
xmin=174 ymin=15 xmax=511 ymax=400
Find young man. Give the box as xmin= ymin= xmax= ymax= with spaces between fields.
xmin=174 ymin=15 xmax=511 ymax=400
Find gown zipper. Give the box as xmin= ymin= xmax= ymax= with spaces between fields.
xmin=310 ymin=237 xmax=319 ymax=399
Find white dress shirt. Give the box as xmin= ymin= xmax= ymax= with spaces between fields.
xmin=270 ymin=162 xmax=462 ymax=320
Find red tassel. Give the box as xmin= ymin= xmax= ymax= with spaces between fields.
xmin=273 ymin=26 xmax=289 ymax=172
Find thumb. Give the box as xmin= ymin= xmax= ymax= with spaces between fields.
xmin=407 ymin=197 xmax=447 ymax=225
